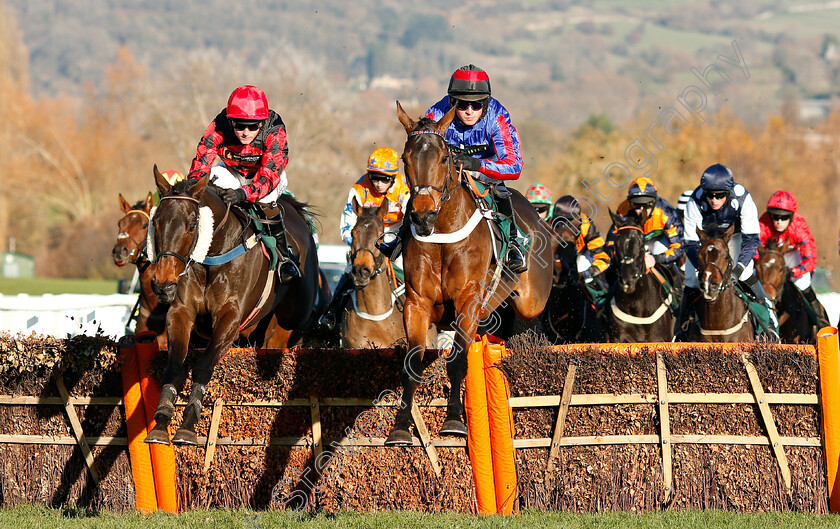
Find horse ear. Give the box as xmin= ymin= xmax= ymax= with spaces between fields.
xmin=144 ymin=192 xmax=154 ymax=212
xmin=696 ymin=227 xmax=708 ymax=241
xmin=352 ymin=197 xmax=363 ymax=217
xmin=722 ymin=223 xmax=736 ymax=242
xmin=119 ymin=193 xmax=131 ymax=213
xmin=154 ymin=164 xmax=171 ymax=196
xmin=435 ymin=106 xmax=457 ymax=134
xmin=396 ymin=101 xmax=416 ymax=134
xmin=758 ymin=244 xmax=766 ymax=256
xmin=378 ymin=198 xmax=390 ymax=220
xmin=190 ymin=174 xmax=210 ymax=199
xmin=609 ymin=208 xmax=623 ymax=227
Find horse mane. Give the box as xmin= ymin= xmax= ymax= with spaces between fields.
xmin=278 ymin=193 xmax=315 ymax=218
xmin=170 ymin=179 xmax=194 ymax=196
xmin=131 ymin=199 xmax=147 ymax=210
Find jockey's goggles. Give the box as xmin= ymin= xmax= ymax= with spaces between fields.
xmin=705 ymin=190 xmax=729 ymax=200
xmin=769 ymin=213 xmax=793 ymax=222
xmin=231 ymin=120 xmax=262 ymax=132
xmin=368 ymin=173 xmax=394 ymax=184
xmin=450 ymin=98 xmax=486 ymax=111
xmin=534 ymin=204 xmax=550 ymax=215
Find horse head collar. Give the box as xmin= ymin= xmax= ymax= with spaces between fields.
xmin=698 ymin=236 xmax=734 ymax=302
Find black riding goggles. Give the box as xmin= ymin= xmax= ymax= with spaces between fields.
xmin=450 ymin=98 xmax=486 ymax=111
xmin=769 ymin=213 xmax=793 ymax=222
xmin=534 ymin=204 xmax=550 ymax=215
xmin=231 ymin=120 xmax=262 ymax=132
xmin=368 ymin=173 xmax=395 ymax=184
xmin=705 ymin=191 xmax=729 ymax=200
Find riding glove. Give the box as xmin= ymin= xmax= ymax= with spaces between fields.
xmin=454 ymin=153 xmax=481 ymax=172
xmin=218 ymin=187 xmax=246 ymax=204
xmin=732 ymin=262 xmax=746 ymax=282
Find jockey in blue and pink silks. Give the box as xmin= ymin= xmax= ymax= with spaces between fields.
xmin=378 ymin=64 xmax=528 ymax=274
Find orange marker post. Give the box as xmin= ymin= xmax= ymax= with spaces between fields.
xmin=483 ymin=335 xmax=517 ymax=514
xmin=119 ymin=335 xmax=158 ymax=513
xmin=818 ymin=326 xmax=840 ymax=513
xmin=135 ymin=331 xmax=180 ymax=513
xmin=465 ymin=335 xmax=497 ymax=515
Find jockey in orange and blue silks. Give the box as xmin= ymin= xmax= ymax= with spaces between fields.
xmin=339 ymin=147 xmax=410 ymax=246
xmin=608 ymin=177 xmax=684 ymax=267
xmin=421 ymin=64 xmax=527 ymax=274
xmin=319 ymin=147 xmax=410 ymax=332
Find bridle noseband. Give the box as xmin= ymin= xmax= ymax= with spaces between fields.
xmin=117 ymin=209 xmax=150 ymax=262
xmin=699 ymin=237 xmax=734 ymax=291
xmin=152 ymin=195 xmax=202 ymax=272
xmin=407 ymin=129 xmax=457 ymax=216
xmin=615 ymin=225 xmax=645 ymax=287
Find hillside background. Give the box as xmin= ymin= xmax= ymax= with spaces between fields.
xmin=1 ymin=0 xmax=840 ymax=285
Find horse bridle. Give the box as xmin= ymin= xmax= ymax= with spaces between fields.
xmin=699 ymin=237 xmax=734 ymax=291
xmin=117 ymin=209 xmax=150 ymax=263
xmin=757 ymin=246 xmax=787 ymax=303
xmin=350 ymin=246 xmax=387 ymax=280
xmin=406 ymin=129 xmax=457 ymax=216
xmin=615 ymin=225 xmax=645 ymax=287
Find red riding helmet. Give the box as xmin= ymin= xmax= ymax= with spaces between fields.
xmin=226 ymin=85 xmax=269 ymax=121
xmin=766 ymin=190 xmax=797 ymax=215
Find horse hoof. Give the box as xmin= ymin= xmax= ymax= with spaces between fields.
xmin=384 ymin=429 xmax=413 ymax=446
xmin=171 ymin=429 xmax=199 ymax=446
xmin=439 ymin=420 xmax=468 ymax=437
xmin=144 ymin=429 xmax=171 ymax=445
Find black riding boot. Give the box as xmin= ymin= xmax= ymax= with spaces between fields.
xmin=801 ymin=285 xmax=831 ymax=329
xmin=265 ymin=212 xmax=301 ymax=284
xmin=496 ymin=194 xmax=527 ymax=274
xmin=742 ymin=273 xmax=780 ymax=337
xmin=377 ymin=220 xmax=410 ymax=261
xmin=317 ymin=272 xmax=352 ymax=332
xmin=674 ymin=286 xmax=700 ymax=341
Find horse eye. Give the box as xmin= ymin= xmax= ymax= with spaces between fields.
xmin=441 ymin=155 xmax=449 ymax=164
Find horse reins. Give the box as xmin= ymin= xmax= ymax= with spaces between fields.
xmin=699 ymin=237 xmax=734 ymax=291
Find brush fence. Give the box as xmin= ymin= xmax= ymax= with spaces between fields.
xmin=0 ymin=332 xmax=836 ymax=513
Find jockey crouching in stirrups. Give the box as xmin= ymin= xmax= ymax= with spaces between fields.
xmin=187 ymin=85 xmax=300 ymax=284
xmin=677 ymin=163 xmax=780 ymax=340
xmin=607 ymin=177 xmax=685 ymax=305
xmin=317 ymin=147 xmax=410 ymax=332
xmin=378 ymin=64 xmax=528 ymax=274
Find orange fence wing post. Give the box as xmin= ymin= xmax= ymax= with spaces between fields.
xmin=465 ymin=335 xmax=497 ymax=515
xmin=818 ymin=326 xmax=840 ymax=513
xmin=483 ymin=336 xmax=517 ymax=515
xmin=135 ymin=331 xmax=180 ymax=513
xmin=119 ymin=335 xmax=158 ymax=513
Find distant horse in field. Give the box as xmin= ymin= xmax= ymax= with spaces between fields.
xmin=542 ymin=215 xmax=603 ymax=343
xmin=341 ymin=199 xmax=419 ymax=348
xmin=688 ymin=225 xmax=753 ymax=342
xmin=606 ymin=210 xmax=676 ymax=342
xmin=755 ymin=240 xmax=823 ymax=344
xmin=113 ymin=192 xmax=168 ymax=349
xmin=385 ymin=103 xmax=556 ymax=445
xmin=144 ymin=166 xmax=320 ymax=445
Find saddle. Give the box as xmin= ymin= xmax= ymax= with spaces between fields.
xmin=465 ymin=177 xmax=528 ymax=263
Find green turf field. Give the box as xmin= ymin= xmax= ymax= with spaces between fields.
xmin=2 ymin=507 xmax=839 ymax=529
xmin=0 ymin=277 xmax=121 ymax=296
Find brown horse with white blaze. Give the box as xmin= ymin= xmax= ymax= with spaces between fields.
xmin=144 ymin=166 xmax=319 ymax=445
xmin=113 ymin=192 xmax=168 ymax=349
xmin=385 ymin=103 xmax=556 ymax=445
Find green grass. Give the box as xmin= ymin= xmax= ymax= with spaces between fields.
xmin=0 ymin=277 xmax=120 ymax=296
xmin=1 ymin=507 xmax=839 ymax=529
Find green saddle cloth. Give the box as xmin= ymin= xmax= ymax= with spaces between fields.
xmin=469 ymin=180 xmax=530 ymax=261
xmin=734 ymin=284 xmax=773 ymax=336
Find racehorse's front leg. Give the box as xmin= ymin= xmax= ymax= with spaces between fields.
xmin=145 ymin=308 xmax=195 ymax=445
xmin=440 ymin=288 xmax=482 ymax=436
xmin=385 ymin=295 xmax=433 ymax=446
xmin=171 ymin=311 xmax=240 ymax=446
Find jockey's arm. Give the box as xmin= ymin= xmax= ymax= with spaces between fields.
xmin=187 ymin=119 xmax=223 ymax=181
xmin=240 ymin=129 xmax=289 ymax=202
xmin=736 ymin=194 xmax=761 ymax=269
xmin=477 ymin=112 xmax=522 ymax=180
xmin=682 ymin=200 xmax=703 ymax=268
xmin=339 ymin=189 xmax=360 ymax=246
xmin=793 ymin=217 xmax=818 ymax=277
